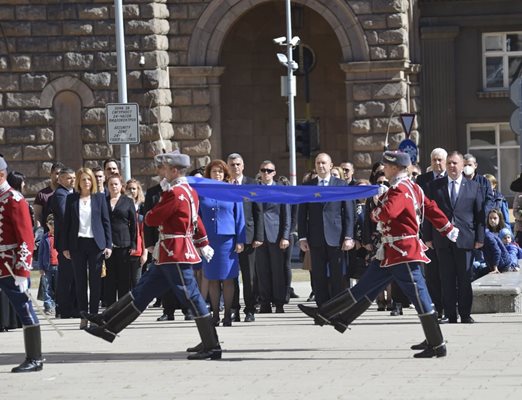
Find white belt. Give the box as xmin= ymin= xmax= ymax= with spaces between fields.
xmin=159 ymin=233 xmax=192 ymax=240
xmin=0 ymin=244 xmax=17 ymax=252
xmin=378 ymin=235 xmax=418 ymax=258
xmin=381 ymin=235 xmax=417 ymax=244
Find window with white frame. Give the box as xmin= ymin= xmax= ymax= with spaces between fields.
xmin=467 ymin=123 xmax=519 ymax=197
xmin=483 ymin=32 xmax=522 ymax=90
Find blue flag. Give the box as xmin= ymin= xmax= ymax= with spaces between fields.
xmin=187 ymin=177 xmax=379 ymax=204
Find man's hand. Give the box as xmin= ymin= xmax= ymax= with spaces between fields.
xmin=252 ymin=241 xmax=263 ymax=248
xmin=235 ymin=243 xmax=244 ymax=254
xmin=14 ymin=276 xmax=28 ymax=293
xmin=342 ymin=239 xmax=355 ymax=251
xmin=279 ymin=239 xmax=290 ymax=250
xmin=425 ymin=241 xmax=433 ymax=249
xmin=474 ymin=242 xmax=484 ymax=249
xmin=104 ymin=248 xmax=112 ymax=259
xmin=63 ymin=250 xmax=71 ymax=260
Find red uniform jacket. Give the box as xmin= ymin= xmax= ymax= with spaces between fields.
xmin=0 ymin=183 xmax=35 ymax=279
xmin=371 ymin=175 xmax=453 ymax=267
xmin=145 ymin=178 xmax=209 ymax=265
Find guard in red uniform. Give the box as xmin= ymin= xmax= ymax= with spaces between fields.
xmin=299 ymin=151 xmax=459 ymax=358
xmin=82 ymin=151 xmax=220 ymax=360
xmin=0 ymin=156 xmax=41 ymax=372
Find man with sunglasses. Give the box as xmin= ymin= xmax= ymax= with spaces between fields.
xmin=340 ymin=161 xmax=357 ymax=186
xmin=255 ymin=161 xmax=291 ymax=313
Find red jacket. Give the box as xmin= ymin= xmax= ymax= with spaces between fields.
xmin=371 ymin=175 xmax=453 ymax=267
xmin=0 ymin=183 xmax=35 ymax=279
xmin=145 ymin=178 xmax=209 ymax=265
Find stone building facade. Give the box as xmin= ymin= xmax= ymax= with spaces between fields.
xmin=0 ymin=0 xmax=418 ymax=193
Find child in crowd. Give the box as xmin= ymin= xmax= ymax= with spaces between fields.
xmin=37 ymin=214 xmax=59 ymax=315
xmin=499 ymin=228 xmax=522 ymax=271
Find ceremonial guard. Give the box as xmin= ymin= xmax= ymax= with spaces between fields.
xmin=299 ymin=151 xmax=459 ymax=358
xmin=82 ymin=151 xmax=220 ymax=360
xmin=0 ymin=156 xmax=41 ymax=372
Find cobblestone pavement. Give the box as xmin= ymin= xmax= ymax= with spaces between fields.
xmin=1 ymin=281 xmax=522 ymax=399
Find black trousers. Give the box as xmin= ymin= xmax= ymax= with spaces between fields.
xmin=105 ymin=247 xmax=132 ymax=306
xmin=162 ymin=289 xmax=184 ymax=316
xmin=256 ymin=241 xmax=287 ymax=306
xmin=70 ymin=238 xmax=104 ymax=314
xmin=233 ymin=244 xmax=257 ymax=314
xmin=309 ymin=244 xmax=344 ymax=306
xmin=55 ymin=253 xmax=78 ymax=318
xmin=436 ymin=244 xmax=473 ymax=319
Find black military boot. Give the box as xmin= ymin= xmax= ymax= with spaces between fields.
xmin=298 ymin=289 xmax=356 ymax=326
xmin=187 ymin=316 xmax=222 ymax=360
xmin=413 ymin=312 xmax=447 ymax=358
xmin=81 ymin=292 xmax=134 ymax=326
xmin=84 ymin=301 xmax=141 ymax=343
xmin=12 ymin=325 xmax=44 ymax=373
xmin=331 ymin=296 xmax=373 ymax=333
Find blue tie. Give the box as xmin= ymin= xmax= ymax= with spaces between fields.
xmin=450 ymin=180 xmax=457 ymax=207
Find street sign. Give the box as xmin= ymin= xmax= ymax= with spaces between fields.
xmin=399 ymin=113 xmax=416 ymax=138
xmin=106 ymin=103 xmax=140 ymax=145
xmin=398 ymin=139 xmax=418 ymax=165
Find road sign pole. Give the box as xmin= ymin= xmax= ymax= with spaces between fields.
xmin=115 ymin=0 xmax=131 ymax=181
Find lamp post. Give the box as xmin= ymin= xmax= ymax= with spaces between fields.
xmin=114 ymin=0 xmax=131 ymax=181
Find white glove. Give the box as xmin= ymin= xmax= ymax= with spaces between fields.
xmin=377 ymin=184 xmax=389 ymax=196
xmin=447 ymin=227 xmax=459 ymax=243
xmin=14 ymin=276 xmax=28 ymax=293
xmin=199 ymin=245 xmax=214 ymax=263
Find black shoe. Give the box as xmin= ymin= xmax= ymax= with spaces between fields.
xmin=390 ymin=303 xmax=403 ymax=316
xmin=289 ymin=288 xmax=299 ymax=299
xmin=184 ymin=310 xmax=195 ymax=321
xmin=222 ymin=318 xmax=232 ymax=327
xmin=231 ymin=310 xmax=241 ymax=322
xmin=306 ymin=292 xmax=315 ymax=302
xmin=376 ymin=300 xmax=386 ymax=311
xmin=439 ymin=316 xmax=458 ymax=324
xmin=244 ymin=312 xmax=255 ymax=322
xmin=186 ymin=346 xmax=222 ymax=360
xmin=413 ymin=344 xmax=447 ymax=358
xmin=11 ymin=358 xmax=43 ymax=373
xmin=186 ymin=342 xmax=203 ymax=353
xmin=79 ymin=318 xmax=88 ymax=330
xmin=461 ymin=316 xmax=475 ymax=324
xmin=275 ymin=305 xmax=285 ymax=313
xmin=157 ymin=314 xmax=174 ymax=321
xmin=410 ymin=340 xmax=428 ymax=350
xmin=151 ymin=300 xmax=162 ymax=308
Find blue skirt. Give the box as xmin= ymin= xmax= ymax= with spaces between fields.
xmin=203 ymin=234 xmax=239 ymax=280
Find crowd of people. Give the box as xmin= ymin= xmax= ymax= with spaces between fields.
xmin=2 ymin=145 xmax=522 ymax=370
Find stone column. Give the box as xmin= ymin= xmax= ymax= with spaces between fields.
xmin=341 ymin=60 xmax=411 ymax=176
xmin=169 ymin=66 xmax=225 ymax=167
xmin=420 ymin=26 xmax=460 ymax=161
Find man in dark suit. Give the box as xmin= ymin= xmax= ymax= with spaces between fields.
xmin=298 ymin=153 xmax=355 ymax=306
xmin=463 ymin=153 xmax=495 ymax=218
xmin=228 ymin=153 xmax=264 ymax=322
xmin=47 ymin=167 xmax=78 ymax=318
xmin=255 ymin=160 xmax=291 ymax=313
xmin=416 ymin=147 xmax=447 ymax=319
xmin=424 ymin=151 xmax=485 ymax=324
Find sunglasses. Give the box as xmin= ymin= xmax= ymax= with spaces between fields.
xmin=260 ymin=168 xmax=275 ymax=173
xmin=342 ymin=168 xmax=352 ymax=172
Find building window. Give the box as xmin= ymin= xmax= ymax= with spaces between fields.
xmin=467 ymin=123 xmax=519 ymax=196
xmin=483 ymin=32 xmax=522 ymax=90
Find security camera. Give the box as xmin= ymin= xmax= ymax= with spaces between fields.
xmin=273 ymin=36 xmax=287 ymax=45
xmin=289 ymin=36 xmax=300 ymax=47
xmin=139 ymin=55 xmax=146 ymax=66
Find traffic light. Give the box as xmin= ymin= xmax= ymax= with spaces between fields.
xmin=296 ymin=121 xmax=311 ymax=157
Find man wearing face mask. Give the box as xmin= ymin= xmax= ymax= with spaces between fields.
xmin=463 ymin=153 xmax=494 ymax=219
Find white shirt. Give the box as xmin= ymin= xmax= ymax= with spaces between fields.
xmin=448 ymin=174 xmax=463 ymax=199
xmin=318 ymin=174 xmax=331 ymax=186
xmin=78 ymin=197 xmax=94 ymax=238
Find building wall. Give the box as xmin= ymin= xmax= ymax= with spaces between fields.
xmin=0 ymin=0 xmax=416 ymax=193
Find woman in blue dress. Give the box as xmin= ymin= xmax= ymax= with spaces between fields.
xmin=199 ymin=159 xmax=246 ymax=326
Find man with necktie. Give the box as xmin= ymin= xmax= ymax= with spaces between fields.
xmin=298 ymin=153 xmax=355 ymax=307
xmin=415 ymin=148 xmax=448 ymax=320
xmin=423 ymin=151 xmax=485 ymax=324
